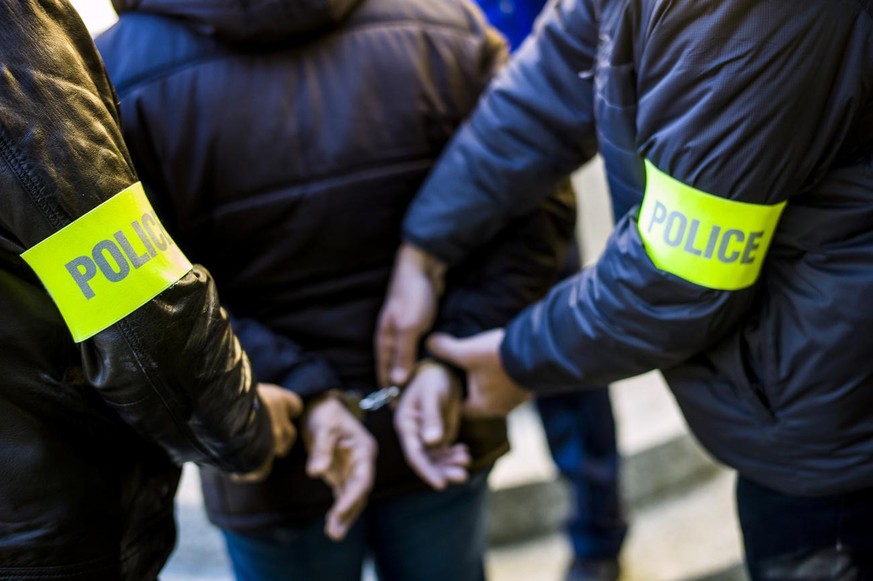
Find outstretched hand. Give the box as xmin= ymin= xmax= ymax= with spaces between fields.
xmin=427 ymin=329 xmax=531 ymax=417
xmin=394 ymin=360 xmax=471 ymax=490
xmin=232 ymin=382 xmax=303 ymax=483
xmin=304 ymin=395 xmax=377 ymax=541
xmin=376 ymin=244 xmax=447 ymax=387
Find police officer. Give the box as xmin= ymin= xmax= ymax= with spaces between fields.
xmin=0 ymin=2 xmax=330 ymax=578
xmin=376 ymin=0 xmax=873 ymax=577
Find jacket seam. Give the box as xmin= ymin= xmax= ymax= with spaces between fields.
xmin=0 ymin=124 xmax=65 ymax=230
xmin=117 ymin=317 xmax=230 ymax=470
xmin=212 ymin=156 xmax=434 ymax=216
xmin=113 ymin=19 xmax=484 ymax=96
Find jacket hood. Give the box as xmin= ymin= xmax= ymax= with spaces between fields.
xmin=112 ymin=0 xmax=363 ymax=44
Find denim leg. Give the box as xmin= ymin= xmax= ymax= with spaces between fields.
xmin=367 ymin=471 xmax=489 ymax=581
xmin=221 ymin=516 xmax=367 ymax=581
xmin=535 ymin=387 xmax=626 ymax=560
xmin=737 ymin=477 xmax=873 ymax=581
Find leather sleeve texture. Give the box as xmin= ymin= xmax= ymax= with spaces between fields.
xmin=0 ymin=0 xmax=271 ymax=473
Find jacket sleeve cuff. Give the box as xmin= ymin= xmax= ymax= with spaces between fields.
xmin=217 ymin=396 xmax=275 ymax=474
xmin=499 ymin=323 xmax=544 ymax=394
xmin=278 ymin=356 xmax=343 ymax=400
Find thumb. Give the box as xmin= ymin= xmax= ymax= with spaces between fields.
xmin=420 ymin=386 xmax=445 ymax=446
xmin=426 ymin=334 xmax=469 ymax=369
xmin=307 ymin=425 xmax=339 ymax=478
xmin=280 ymin=390 xmax=304 ymax=419
xmin=389 ymin=333 xmax=417 ymax=386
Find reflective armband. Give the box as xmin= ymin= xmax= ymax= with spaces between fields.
xmin=637 ymin=160 xmax=786 ymax=291
xmin=21 ymin=182 xmax=193 ymax=342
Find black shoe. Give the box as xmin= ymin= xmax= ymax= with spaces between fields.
xmin=566 ymin=558 xmax=620 ymax=581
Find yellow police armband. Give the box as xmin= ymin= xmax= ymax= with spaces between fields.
xmin=21 ymin=182 xmax=193 ymax=342
xmin=637 ymin=160 xmax=785 ymax=291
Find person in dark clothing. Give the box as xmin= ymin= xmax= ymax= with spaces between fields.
xmin=0 ymin=1 xmax=303 ymax=580
xmin=96 ymin=0 xmax=575 ymax=578
xmin=376 ymin=0 xmax=873 ymax=578
xmin=473 ymin=3 xmax=627 ymax=578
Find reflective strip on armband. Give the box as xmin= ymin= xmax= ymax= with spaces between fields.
xmin=21 ymin=182 xmax=193 ymax=342
xmin=637 ymin=160 xmax=785 ymax=291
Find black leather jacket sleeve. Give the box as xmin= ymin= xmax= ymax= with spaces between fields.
xmin=0 ymin=0 xmax=271 ymax=473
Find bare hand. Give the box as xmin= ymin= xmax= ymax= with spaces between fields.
xmin=232 ymin=383 xmax=303 ymax=483
xmin=376 ymin=243 xmax=447 ymax=386
xmin=427 ymin=329 xmax=531 ymax=417
xmin=304 ymin=395 xmax=377 ymax=541
xmin=394 ymin=361 xmax=471 ymax=490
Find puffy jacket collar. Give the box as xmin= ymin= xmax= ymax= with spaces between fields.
xmin=112 ymin=0 xmax=363 ymax=44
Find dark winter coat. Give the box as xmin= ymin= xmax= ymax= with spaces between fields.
xmin=97 ymin=0 xmax=575 ymax=531
xmin=403 ymin=0 xmax=873 ymax=497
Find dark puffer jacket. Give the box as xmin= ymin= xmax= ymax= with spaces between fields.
xmin=97 ymin=0 xmax=575 ymax=531
xmin=0 ymin=1 xmax=272 ymax=579
xmin=403 ymin=0 xmax=873 ymax=497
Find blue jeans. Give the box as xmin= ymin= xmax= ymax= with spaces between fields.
xmin=737 ymin=476 xmax=873 ymax=580
xmin=536 ymin=388 xmax=626 ymax=561
xmin=221 ymin=472 xmax=489 ymax=581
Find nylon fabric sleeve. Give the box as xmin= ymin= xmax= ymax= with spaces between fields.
xmin=500 ymin=0 xmax=871 ymax=391
xmin=231 ymin=316 xmax=343 ymax=399
xmin=434 ymin=181 xmax=576 ymax=338
xmin=0 ymin=0 xmax=271 ymax=473
xmin=402 ymin=0 xmax=600 ymax=266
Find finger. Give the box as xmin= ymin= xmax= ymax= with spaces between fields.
xmin=440 ymin=443 xmax=472 ymax=466
xmin=282 ymin=390 xmax=304 ymax=418
xmin=426 ymin=334 xmax=469 ymax=369
xmin=275 ymin=424 xmax=297 ymax=458
xmin=420 ymin=387 xmax=445 ymax=447
xmin=426 ymin=444 xmax=471 ymax=468
xmin=439 ymin=464 xmax=469 ymax=485
xmin=397 ymin=424 xmax=446 ymax=490
xmin=390 ymin=326 xmax=418 ymax=386
xmin=375 ymin=313 xmax=396 ymax=387
xmin=307 ymin=426 xmax=340 ymax=478
xmin=325 ymin=490 xmax=367 ymax=542
xmin=325 ymin=451 xmax=374 ymax=541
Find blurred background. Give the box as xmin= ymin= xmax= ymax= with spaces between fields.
xmin=69 ymin=2 xmax=746 ymax=579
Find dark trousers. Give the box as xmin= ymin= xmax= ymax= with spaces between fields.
xmin=536 ymin=387 xmax=627 ymax=560
xmin=222 ymin=471 xmax=489 ymax=581
xmin=737 ymin=476 xmax=873 ymax=580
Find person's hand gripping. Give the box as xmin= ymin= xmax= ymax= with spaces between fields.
xmin=428 ymin=329 xmax=531 ymax=417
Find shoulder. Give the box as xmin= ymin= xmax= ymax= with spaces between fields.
xmin=96 ymin=14 xmax=226 ymax=96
